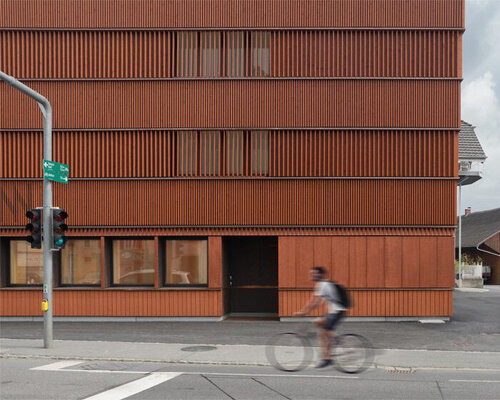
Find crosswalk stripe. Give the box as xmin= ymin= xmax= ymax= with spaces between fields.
xmin=83 ymin=372 xmax=182 ymax=400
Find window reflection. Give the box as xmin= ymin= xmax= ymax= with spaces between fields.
xmin=61 ymin=240 xmax=101 ymax=285
xmin=9 ymin=241 xmax=43 ymax=285
xmin=113 ymin=240 xmax=155 ymax=285
xmin=166 ymin=240 xmax=207 ymax=285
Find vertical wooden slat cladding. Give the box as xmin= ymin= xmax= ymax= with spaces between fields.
xmin=279 ymin=290 xmax=453 ymax=317
xmin=0 ymin=81 xmax=460 ymax=129
xmin=0 ymin=0 xmax=464 ymax=29
xmin=0 ymin=30 xmax=461 ymax=79
xmin=280 ymin=236 xmax=455 ymax=289
xmin=0 ymin=290 xmax=222 ymax=316
xmin=0 ymin=130 xmax=457 ymax=179
xmin=0 ymin=180 xmax=456 ymax=227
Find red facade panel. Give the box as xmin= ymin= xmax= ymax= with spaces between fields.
xmin=0 ymin=289 xmax=222 ymax=316
xmin=0 ymin=30 xmax=462 ymax=79
xmin=279 ymin=289 xmax=453 ymax=317
xmin=279 ymin=236 xmax=455 ymax=289
xmin=0 ymin=81 xmax=460 ymax=129
xmin=0 ymin=0 xmax=464 ymax=29
xmin=0 ymin=130 xmax=458 ymax=179
xmin=0 ymin=180 xmax=456 ymax=227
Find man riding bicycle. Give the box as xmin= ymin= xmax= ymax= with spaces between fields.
xmin=295 ymin=266 xmax=346 ymax=368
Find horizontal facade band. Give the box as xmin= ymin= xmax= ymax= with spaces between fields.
xmin=0 ymin=289 xmax=453 ymax=317
xmin=0 ymin=80 xmax=461 ymax=129
xmin=0 ymin=27 xmax=466 ymax=32
xmin=0 ymin=179 xmax=457 ymax=227
xmin=0 ymin=127 xmax=462 ymax=132
xmin=4 ymin=78 xmax=464 ymax=82
xmin=0 ymin=0 xmax=464 ymax=29
xmin=0 ymin=178 xmax=460 ymax=181
xmin=1 ymin=29 xmax=462 ymax=79
xmin=0 ymin=227 xmax=456 ymax=237
xmin=1 ymin=129 xmax=457 ymax=178
xmin=279 ymin=290 xmax=453 ymax=317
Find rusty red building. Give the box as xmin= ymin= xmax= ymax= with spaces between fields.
xmin=0 ymin=0 xmax=463 ymax=319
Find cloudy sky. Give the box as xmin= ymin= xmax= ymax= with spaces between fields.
xmin=461 ymin=0 xmax=500 ymax=213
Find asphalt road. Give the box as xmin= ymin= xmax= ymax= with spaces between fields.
xmin=1 ymin=287 xmax=500 ymax=351
xmin=2 ymin=358 xmax=500 ymax=400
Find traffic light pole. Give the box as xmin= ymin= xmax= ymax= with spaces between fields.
xmin=0 ymin=71 xmax=53 ymax=348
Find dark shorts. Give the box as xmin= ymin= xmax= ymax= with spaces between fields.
xmin=323 ymin=311 xmax=345 ymax=331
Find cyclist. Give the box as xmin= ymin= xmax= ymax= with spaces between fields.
xmin=295 ymin=266 xmax=346 ymax=368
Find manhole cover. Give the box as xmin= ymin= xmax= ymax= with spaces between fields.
xmin=181 ymin=345 xmax=217 ymax=352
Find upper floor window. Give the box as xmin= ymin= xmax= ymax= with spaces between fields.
xmin=251 ymin=32 xmax=271 ymax=77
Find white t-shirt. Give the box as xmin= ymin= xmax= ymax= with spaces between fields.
xmin=314 ymin=280 xmax=347 ymax=314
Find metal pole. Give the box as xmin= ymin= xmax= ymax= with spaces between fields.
xmin=458 ymin=183 xmax=462 ymax=282
xmin=0 ymin=71 xmax=53 ymax=348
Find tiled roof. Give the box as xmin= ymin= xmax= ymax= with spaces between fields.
xmin=456 ymin=207 xmax=500 ymax=248
xmin=459 ymin=121 xmax=487 ymax=160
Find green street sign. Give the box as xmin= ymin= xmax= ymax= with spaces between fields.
xmin=43 ymin=160 xmax=69 ymax=184
xmin=43 ymin=159 xmax=69 ymax=175
xmin=44 ymin=171 xmax=69 ymax=184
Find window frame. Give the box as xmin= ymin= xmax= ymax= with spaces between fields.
xmin=162 ymin=237 xmax=209 ymax=288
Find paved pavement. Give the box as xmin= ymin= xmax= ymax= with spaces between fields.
xmin=1 ymin=287 xmax=499 ymax=399
xmin=1 ymin=287 xmax=500 ymax=352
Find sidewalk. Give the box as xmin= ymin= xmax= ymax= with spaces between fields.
xmin=2 ymin=338 xmax=500 ymax=371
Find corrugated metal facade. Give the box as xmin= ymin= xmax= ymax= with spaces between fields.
xmin=1 ymin=30 xmax=461 ymax=79
xmin=1 ymin=180 xmax=456 ymax=227
xmin=1 ymin=129 xmax=458 ymax=178
xmin=0 ymin=81 xmax=460 ymax=129
xmin=0 ymin=0 xmax=463 ymax=318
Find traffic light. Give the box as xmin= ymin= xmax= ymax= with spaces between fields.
xmin=26 ymin=209 xmax=42 ymax=249
xmin=52 ymin=209 xmax=68 ymax=250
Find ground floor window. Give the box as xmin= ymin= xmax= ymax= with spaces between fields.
xmin=112 ymin=239 xmax=155 ymax=286
xmin=61 ymin=239 xmax=101 ymax=285
xmin=9 ymin=240 xmax=44 ymax=285
xmin=1 ymin=237 xmax=208 ymax=288
xmin=165 ymin=239 xmax=208 ymax=285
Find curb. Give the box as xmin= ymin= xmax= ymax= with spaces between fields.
xmin=3 ymin=353 xmax=500 ymax=372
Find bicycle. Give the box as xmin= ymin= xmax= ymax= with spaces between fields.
xmin=266 ymin=323 xmax=374 ymax=373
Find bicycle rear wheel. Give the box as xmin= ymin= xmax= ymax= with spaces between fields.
xmin=332 ymin=334 xmax=373 ymax=374
xmin=266 ymin=332 xmax=313 ymax=372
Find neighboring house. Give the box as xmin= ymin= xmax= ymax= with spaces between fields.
xmin=458 ymin=121 xmax=487 ymax=186
xmin=456 ymin=208 xmax=500 ymax=284
xmin=0 ymin=0 xmax=464 ymax=319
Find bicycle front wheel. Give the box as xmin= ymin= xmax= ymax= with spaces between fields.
xmin=333 ymin=334 xmax=373 ymax=374
xmin=266 ymin=332 xmax=313 ymax=372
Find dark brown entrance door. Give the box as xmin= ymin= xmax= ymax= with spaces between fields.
xmin=222 ymin=237 xmax=278 ymax=316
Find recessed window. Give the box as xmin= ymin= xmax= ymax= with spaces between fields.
xmin=9 ymin=240 xmax=43 ymax=285
xmin=61 ymin=240 xmax=101 ymax=285
xmin=225 ymin=131 xmax=244 ymax=175
xmin=165 ymin=240 xmax=207 ymax=285
xmin=251 ymin=130 xmax=269 ymax=175
xmin=112 ymin=240 xmax=155 ymax=285
xmin=226 ymin=31 xmax=246 ymax=77
xmin=251 ymin=32 xmax=270 ymax=77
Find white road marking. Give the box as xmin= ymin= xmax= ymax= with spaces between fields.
xmin=449 ymin=379 xmax=500 ymax=383
xmin=83 ymin=372 xmax=181 ymax=400
xmin=31 ymin=360 xmax=82 ymax=371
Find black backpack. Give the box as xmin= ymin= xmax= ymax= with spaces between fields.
xmin=331 ymin=281 xmax=352 ymax=309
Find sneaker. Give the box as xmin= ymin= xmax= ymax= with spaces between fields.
xmin=315 ymin=359 xmax=333 ymax=368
